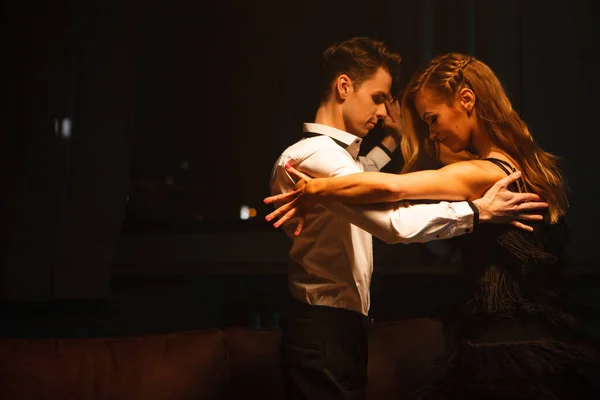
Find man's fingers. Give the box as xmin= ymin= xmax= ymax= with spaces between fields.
xmin=514 ymin=201 xmax=549 ymax=211
xmin=511 ymin=220 xmax=534 ymax=232
xmin=512 ymin=192 xmax=545 ymax=203
xmin=384 ymin=99 xmax=400 ymax=120
xmin=516 ymin=213 xmax=544 ymax=221
xmin=384 ymin=100 xmax=393 ymax=113
xmin=494 ymin=170 xmax=522 ymax=189
xmin=511 ymin=219 xmax=534 ymax=232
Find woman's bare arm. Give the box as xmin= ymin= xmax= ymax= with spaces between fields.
xmin=303 ymin=160 xmax=507 ymax=204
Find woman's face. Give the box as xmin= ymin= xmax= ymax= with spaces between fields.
xmin=414 ymin=89 xmax=473 ymax=153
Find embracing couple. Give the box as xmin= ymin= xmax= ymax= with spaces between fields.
xmin=265 ymin=37 xmax=598 ymax=400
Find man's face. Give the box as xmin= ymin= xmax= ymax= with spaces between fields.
xmin=342 ymin=68 xmax=392 ymax=137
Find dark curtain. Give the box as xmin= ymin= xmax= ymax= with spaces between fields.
xmin=2 ymin=0 xmax=597 ymax=303
xmin=2 ymin=0 xmax=143 ymax=301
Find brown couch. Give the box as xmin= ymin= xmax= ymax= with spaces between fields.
xmin=0 ymin=318 xmax=444 ymax=399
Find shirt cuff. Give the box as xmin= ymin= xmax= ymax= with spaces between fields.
xmin=365 ymin=145 xmax=392 ymax=170
xmin=466 ymin=200 xmax=480 ymax=232
xmin=449 ymin=201 xmax=476 ymax=236
xmin=376 ymin=143 xmax=394 ymax=158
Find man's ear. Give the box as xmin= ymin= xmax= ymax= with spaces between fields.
xmin=336 ymin=74 xmax=352 ymax=100
xmin=459 ymin=87 xmax=475 ymax=115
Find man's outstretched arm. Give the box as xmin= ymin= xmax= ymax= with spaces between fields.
xmin=266 ymin=169 xmax=546 ymax=240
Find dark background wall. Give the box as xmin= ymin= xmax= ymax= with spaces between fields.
xmin=1 ymin=0 xmax=599 ymax=337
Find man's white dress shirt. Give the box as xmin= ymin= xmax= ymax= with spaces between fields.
xmin=270 ymin=123 xmax=476 ymax=316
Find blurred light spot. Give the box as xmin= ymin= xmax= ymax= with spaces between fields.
xmin=249 ymin=208 xmax=257 ymax=218
xmin=61 ymin=118 xmax=71 ymax=138
xmin=180 ymin=160 xmax=189 ymax=170
xmin=240 ymin=205 xmax=250 ymax=220
xmin=166 ymin=176 xmax=173 ymax=185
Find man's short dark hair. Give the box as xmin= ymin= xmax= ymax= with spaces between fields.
xmin=319 ymin=37 xmax=402 ymax=103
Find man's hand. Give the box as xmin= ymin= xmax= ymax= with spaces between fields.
xmin=381 ymin=99 xmax=402 ymax=145
xmin=472 ymin=171 xmax=548 ymax=232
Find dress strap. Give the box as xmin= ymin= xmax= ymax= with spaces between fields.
xmin=483 ymin=157 xmax=515 ymax=176
xmin=483 ymin=157 xmax=523 ymax=192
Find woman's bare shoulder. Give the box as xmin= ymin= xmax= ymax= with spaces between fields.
xmin=441 ymin=159 xmax=508 ymax=180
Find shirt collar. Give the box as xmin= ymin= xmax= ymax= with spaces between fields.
xmin=303 ymin=123 xmax=363 ymax=159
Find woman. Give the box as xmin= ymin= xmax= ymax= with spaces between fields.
xmin=265 ymin=53 xmax=599 ymax=399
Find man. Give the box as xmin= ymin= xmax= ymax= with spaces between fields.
xmin=269 ymin=37 xmax=545 ymax=399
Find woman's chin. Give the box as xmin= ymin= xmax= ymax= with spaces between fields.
xmin=441 ymin=143 xmax=460 ymax=153
xmin=447 ymin=143 xmax=468 ymax=153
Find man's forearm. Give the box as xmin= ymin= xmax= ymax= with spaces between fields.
xmin=471 ymin=198 xmax=491 ymax=222
xmin=379 ymin=134 xmax=398 ymax=155
xmin=325 ymin=200 xmax=475 ymax=244
xmin=360 ymin=136 xmax=397 ymax=172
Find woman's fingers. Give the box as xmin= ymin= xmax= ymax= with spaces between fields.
xmin=273 ymin=207 xmax=298 ymax=228
xmin=265 ymin=163 xmax=316 ymax=231
xmin=265 ymin=200 xmax=295 ymax=222
xmin=294 ymin=215 xmax=306 ymax=236
xmin=285 ymin=163 xmax=313 ymax=182
xmin=263 ymin=188 xmax=300 ymax=205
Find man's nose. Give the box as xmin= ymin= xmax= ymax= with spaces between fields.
xmin=375 ymin=104 xmax=387 ymax=119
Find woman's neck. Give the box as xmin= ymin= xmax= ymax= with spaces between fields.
xmin=469 ymin=126 xmax=519 ymax=168
xmin=470 ymin=124 xmax=495 ymax=158
xmin=473 ymin=140 xmax=519 ymax=170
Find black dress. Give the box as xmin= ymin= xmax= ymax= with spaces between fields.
xmin=413 ymin=158 xmax=600 ymax=400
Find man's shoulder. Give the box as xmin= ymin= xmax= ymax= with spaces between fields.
xmin=279 ymin=135 xmax=347 ymax=160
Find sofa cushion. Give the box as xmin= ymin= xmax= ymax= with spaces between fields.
xmin=0 ymin=329 xmax=228 ymax=400
xmin=222 ymin=319 xmax=444 ymax=400
xmin=0 ymin=319 xmax=445 ymax=399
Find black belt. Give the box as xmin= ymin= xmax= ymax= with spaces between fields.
xmin=288 ymin=298 xmax=373 ymax=328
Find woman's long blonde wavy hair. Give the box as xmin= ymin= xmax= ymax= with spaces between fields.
xmin=399 ymin=53 xmax=568 ymax=223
